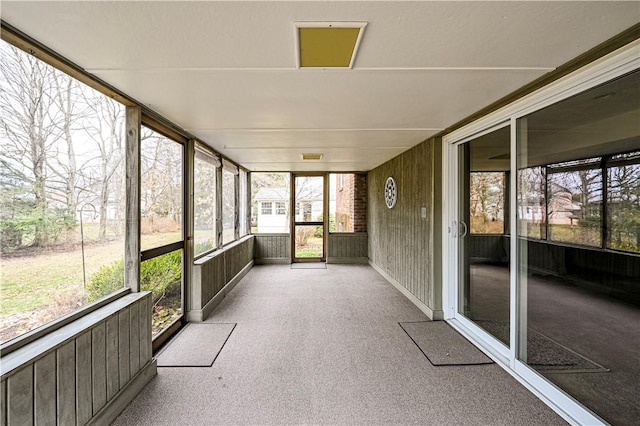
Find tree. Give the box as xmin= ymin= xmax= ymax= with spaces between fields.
xmin=470 ymin=172 xmax=504 ymax=233
xmin=0 ymin=44 xmax=60 ymax=247
xmin=140 ymin=128 xmax=182 ymax=233
xmin=85 ymin=94 xmax=125 ymax=240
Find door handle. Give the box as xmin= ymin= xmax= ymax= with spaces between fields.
xmin=459 ymin=220 xmax=468 ymax=238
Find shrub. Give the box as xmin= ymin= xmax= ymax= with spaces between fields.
xmin=87 ymin=259 xmax=125 ymax=302
xmin=87 ymin=250 xmax=182 ymax=305
xmin=140 ymin=250 xmax=182 ymax=305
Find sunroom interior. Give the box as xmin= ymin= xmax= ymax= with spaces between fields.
xmin=0 ymin=2 xmax=638 ymax=426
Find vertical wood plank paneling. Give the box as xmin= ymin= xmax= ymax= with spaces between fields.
xmin=328 ymin=234 xmax=368 ymax=259
xmin=368 ymin=140 xmax=435 ymax=310
xmin=57 ymin=341 xmax=76 ymax=425
xmin=7 ymin=366 xmax=33 ymax=426
xmin=34 ymin=352 xmax=56 ymax=425
xmin=91 ymin=323 xmax=107 ymax=415
xmin=118 ymin=308 xmax=131 ymax=387
xmin=129 ymin=302 xmax=140 ymax=376
xmin=105 ymin=315 xmax=119 ymax=401
xmin=0 ymin=379 xmax=6 ymax=426
xmin=1 ymin=379 xmax=6 ymax=426
xmin=255 ymin=235 xmax=291 ymax=260
xmin=76 ymin=331 xmax=93 ymax=425
xmin=139 ymin=296 xmax=152 ymax=366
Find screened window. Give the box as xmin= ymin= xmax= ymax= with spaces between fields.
xmin=517 ymin=166 xmax=546 ymax=239
xmin=251 ymin=173 xmax=290 ymax=233
xmin=239 ymin=169 xmax=248 ymax=237
xmin=194 ymin=146 xmax=217 ymax=257
xmin=222 ymin=167 xmax=236 ymax=245
xmin=141 ymin=127 xmax=183 ymax=251
xmin=0 ymin=40 xmax=126 ymax=344
xmin=140 ymin=126 xmax=184 ymax=337
xmin=547 ymin=161 xmax=602 ymax=247
xmin=606 ymin=151 xmax=640 ymax=253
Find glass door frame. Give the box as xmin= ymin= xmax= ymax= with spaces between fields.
xmin=442 ymin=39 xmax=639 ymax=426
xmin=443 ymin=121 xmax=515 ymax=366
xmin=291 ymin=172 xmax=328 ymax=262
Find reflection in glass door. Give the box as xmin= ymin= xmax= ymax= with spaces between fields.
xmin=292 ymin=175 xmax=326 ymax=261
xmin=457 ymin=125 xmax=511 ymax=347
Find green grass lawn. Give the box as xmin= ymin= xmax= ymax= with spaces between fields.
xmin=1 ymin=239 xmax=124 ymax=316
xmin=1 ymin=231 xmax=182 ymax=316
xmin=295 ymin=236 xmax=323 ymax=258
xmin=1 ymin=230 xmax=187 ymax=343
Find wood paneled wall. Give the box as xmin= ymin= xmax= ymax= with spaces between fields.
xmin=0 ymin=292 xmax=153 ymax=426
xmin=327 ymin=233 xmax=368 ymax=263
xmin=526 ymin=239 xmax=640 ymax=301
xmin=190 ymin=236 xmax=254 ymax=321
xmin=368 ymin=139 xmax=443 ymax=318
xmin=254 ymin=234 xmax=291 ymax=263
xmin=469 ymin=234 xmax=509 ymax=262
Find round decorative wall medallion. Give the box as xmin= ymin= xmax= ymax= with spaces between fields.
xmin=384 ymin=176 xmax=397 ymax=209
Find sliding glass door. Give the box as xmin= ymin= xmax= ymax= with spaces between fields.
xmin=445 ymin=63 xmax=639 ymax=425
xmin=454 ymin=125 xmax=512 ymax=350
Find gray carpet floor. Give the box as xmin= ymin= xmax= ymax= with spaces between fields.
xmin=156 ymin=323 xmax=236 ymax=367
xmin=468 ymin=263 xmax=640 ymax=426
xmin=399 ymin=321 xmax=493 ymax=366
xmin=114 ymin=264 xmax=565 ymax=425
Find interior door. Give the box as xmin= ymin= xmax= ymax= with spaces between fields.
xmin=292 ymin=174 xmax=326 ymax=262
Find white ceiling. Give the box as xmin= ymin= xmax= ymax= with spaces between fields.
xmin=2 ymin=1 xmax=638 ymax=172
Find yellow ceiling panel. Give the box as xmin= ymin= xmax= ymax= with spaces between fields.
xmin=298 ymin=27 xmax=362 ymax=68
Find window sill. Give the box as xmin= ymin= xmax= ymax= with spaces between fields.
xmin=0 ymin=290 xmax=150 ymax=378
xmin=0 ymin=287 xmax=131 ymax=357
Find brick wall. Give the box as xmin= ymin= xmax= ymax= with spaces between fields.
xmin=335 ymin=173 xmax=367 ymax=232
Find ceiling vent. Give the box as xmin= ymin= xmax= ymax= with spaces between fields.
xmin=302 ymin=153 xmax=323 ymax=160
xmin=295 ymin=22 xmax=367 ymax=69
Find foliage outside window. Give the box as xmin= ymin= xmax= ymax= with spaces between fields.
xmin=470 ymin=172 xmax=505 ymax=234
xmin=140 ymin=127 xmax=184 ymax=335
xmin=194 ymin=147 xmax=217 ymax=256
xmin=517 ymin=153 xmax=639 ymax=254
xmin=0 ymin=41 xmax=126 ymax=344
xmin=547 ymin=161 xmax=602 ymax=247
xmin=517 ymin=166 xmax=546 ymax=239
xmin=222 ymin=168 xmax=235 ymax=245
xmin=251 ymin=173 xmax=290 ymax=233
xmin=140 ymin=127 xmax=183 ymax=251
xmin=607 ymin=152 xmax=640 ymax=253
xmin=141 ymin=249 xmax=183 ymax=337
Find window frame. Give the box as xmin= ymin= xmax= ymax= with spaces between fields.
xmin=193 ymin=144 xmax=220 ymax=258
xmin=261 ymin=201 xmax=274 ymax=215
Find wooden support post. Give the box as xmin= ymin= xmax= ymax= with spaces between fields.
xmin=185 ymin=140 xmax=195 ymax=312
xmin=216 ymin=166 xmax=223 ymax=247
xmin=125 ymin=106 xmax=141 ymax=291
